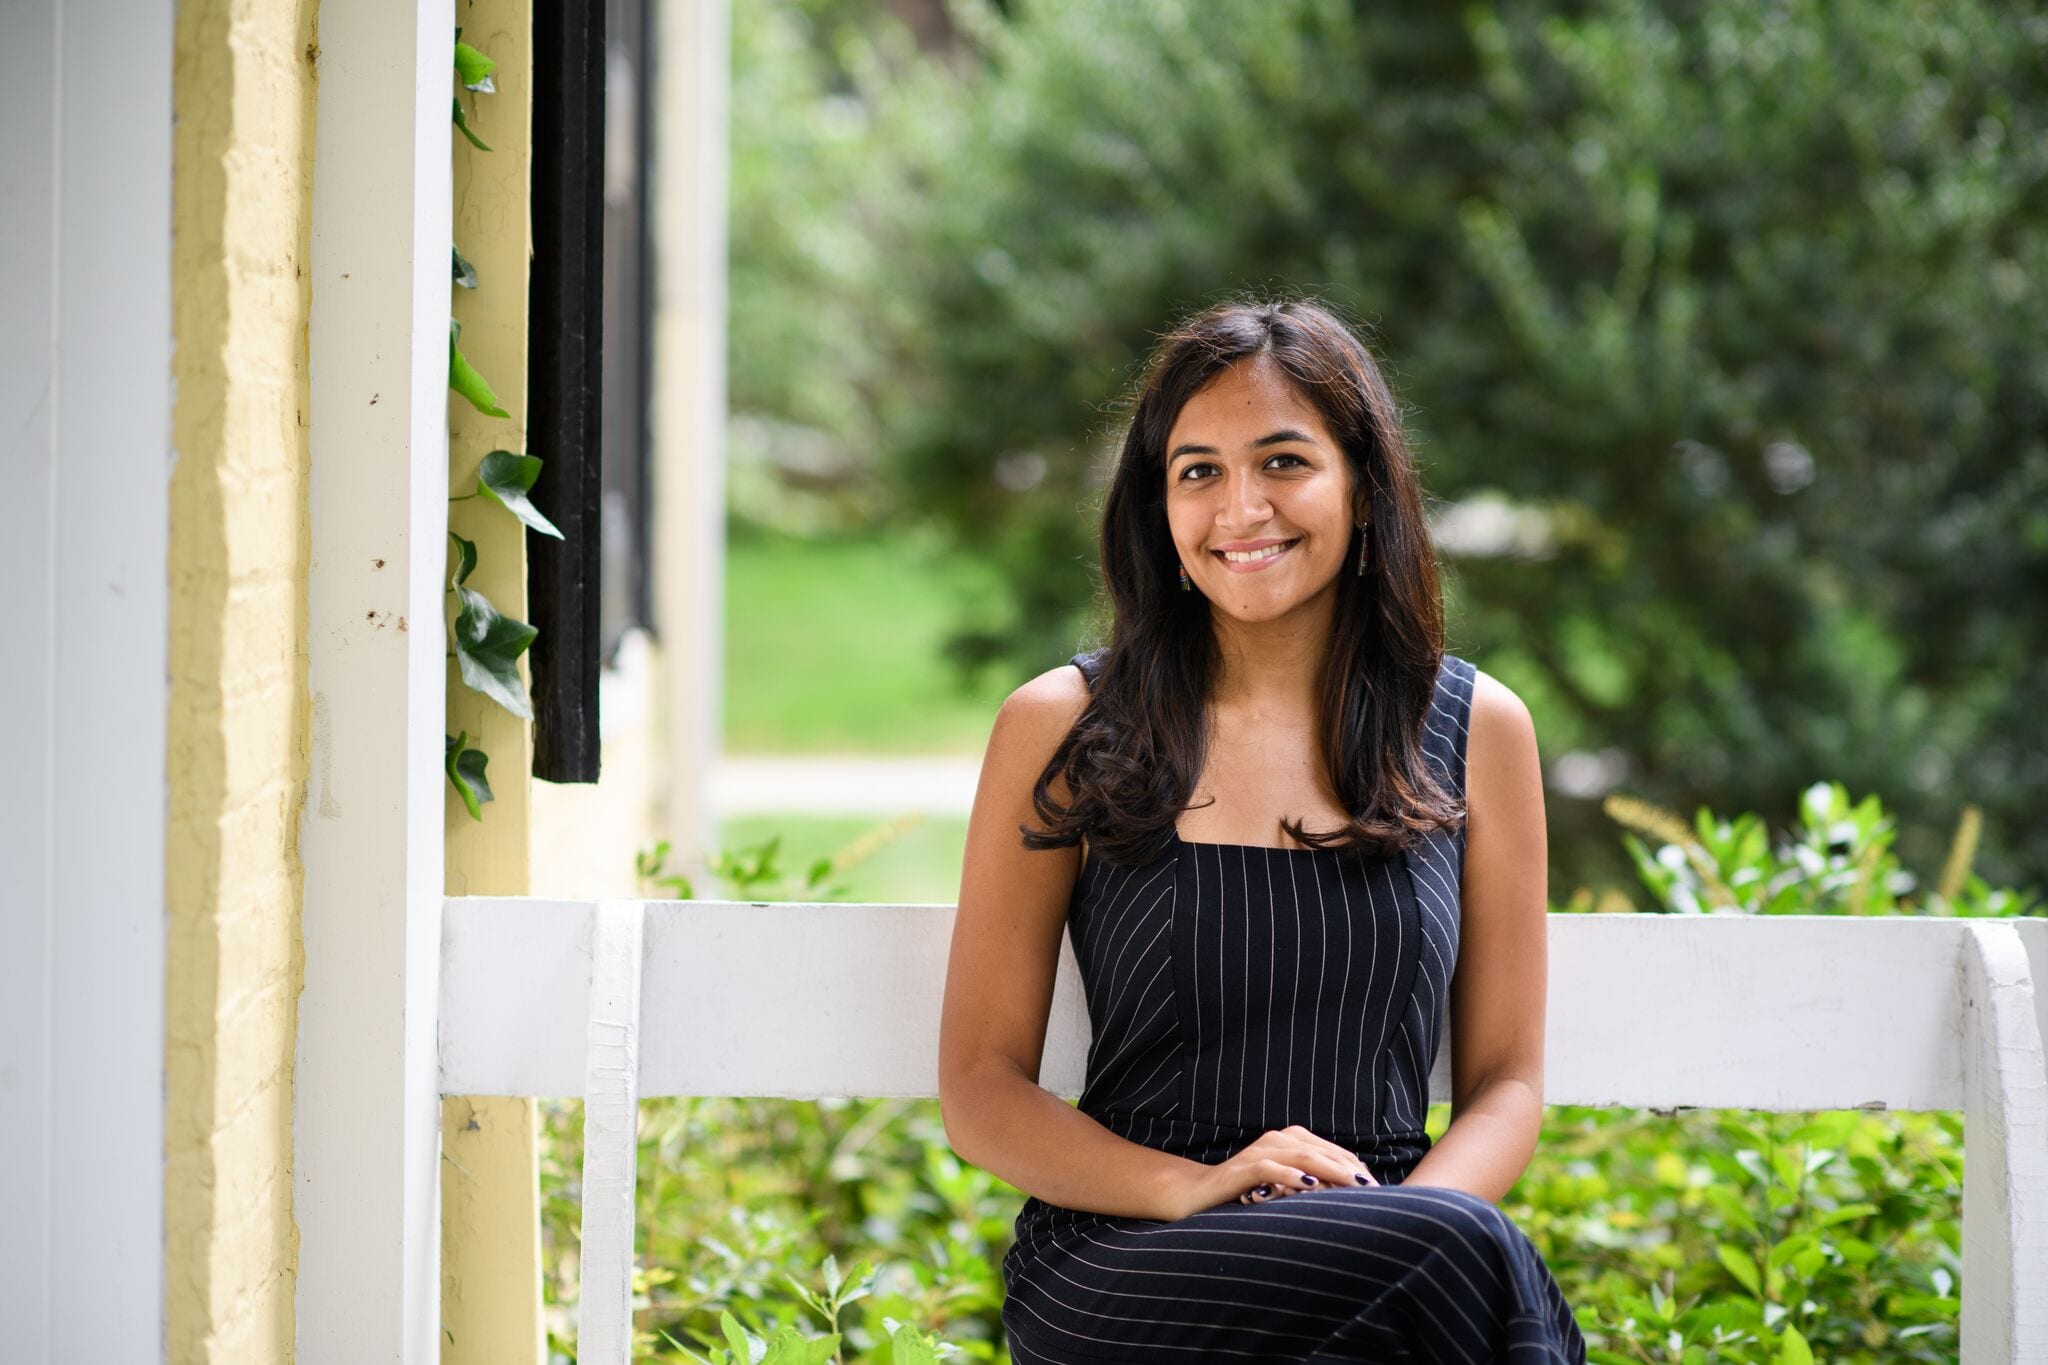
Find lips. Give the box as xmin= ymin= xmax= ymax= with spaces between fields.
xmin=1213 ymin=537 xmax=1301 ymax=572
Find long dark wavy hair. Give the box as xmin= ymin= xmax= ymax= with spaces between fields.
xmin=1019 ymin=293 xmax=1465 ymax=866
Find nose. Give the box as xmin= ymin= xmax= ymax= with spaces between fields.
xmin=1217 ymin=466 xmax=1274 ymax=535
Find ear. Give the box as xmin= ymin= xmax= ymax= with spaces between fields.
xmin=1346 ymin=460 xmax=1374 ymax=525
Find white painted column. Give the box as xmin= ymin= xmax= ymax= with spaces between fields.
xmin=0 ymin=0 xmax=172 ymax=1360
xmin=298 ymin=0 xmax=455 ymax=1358
xmin=652 ymin=0 xmax=732 ymax=864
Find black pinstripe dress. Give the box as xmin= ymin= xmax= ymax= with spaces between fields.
xmin=1000 ymin=651 xmax=1588 ymax=1363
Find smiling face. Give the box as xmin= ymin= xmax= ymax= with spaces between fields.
xmin=1162 ymin=355 xmax=1361 ymax=625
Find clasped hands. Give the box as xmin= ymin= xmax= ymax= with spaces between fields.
xmin=1164 ymin=1123 xmax=1383 ymax=1219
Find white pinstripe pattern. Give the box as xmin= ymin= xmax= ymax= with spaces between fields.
xmin=1002 ymin=653 xmax=1585 ymax=1364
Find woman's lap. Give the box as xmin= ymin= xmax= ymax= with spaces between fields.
xmin=1003 ymin=1185 xmax=1578 ymax=1364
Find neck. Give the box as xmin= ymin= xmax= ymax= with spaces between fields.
xmin=1207 ymin=589 xmax=1337 ymax=714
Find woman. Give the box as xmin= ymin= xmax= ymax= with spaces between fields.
xmin=938 ymin=295 xmax=1587 ymax=1363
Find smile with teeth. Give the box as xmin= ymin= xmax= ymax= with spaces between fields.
xmin=1215 ymin=538 xmax=1300 ymax=566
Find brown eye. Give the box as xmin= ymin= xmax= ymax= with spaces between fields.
xmin=1175 ymin=454 xmax=1303 ymax=482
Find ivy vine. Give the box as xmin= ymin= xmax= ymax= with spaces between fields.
xmin=444 ymin=29 xmax=563 ymax=821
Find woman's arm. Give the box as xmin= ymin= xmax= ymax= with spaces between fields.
xmin=937 ymin=665 xmax=1212 ymax=1222
xmin=1400 ymin=668 xmax=1552 ymax=1202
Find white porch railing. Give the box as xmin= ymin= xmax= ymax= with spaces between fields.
xmin=439 ymin=900 xmax=2048 ymax=1362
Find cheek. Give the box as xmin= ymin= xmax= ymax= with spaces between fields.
xmin=1280 ymin=489 xmax=1350 ymax=541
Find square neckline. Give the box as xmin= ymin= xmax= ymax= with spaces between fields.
xmin=1170 ymin=826 xmax=1330 ymax=855
xmin=1077 ymin=826 xmax=1331 ymax=876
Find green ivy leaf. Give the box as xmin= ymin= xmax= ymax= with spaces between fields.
xmin=452 ymin=586 xmax=537 ymax=718
xmin=452 ymin=245 xmax=478 ymax=289
xmin=444 ymin=731 xmax=494 ymax=821
xmin=1775 ymin=1324 xmax=1814 ymax=1365
xmin=478 ymin=451 xmax=565 ymax=538
xmin=451 ymin=747 xmax=492 ymax=817
xmin=449 ymin=319 xmax=509 ymax=417
xmin=452 ymin=97 xmax=492 ymax=152
xmin=448 ymin=531 xmax=478 ymax=588
xmin=454 ymin=40 xmax=497 ymax=92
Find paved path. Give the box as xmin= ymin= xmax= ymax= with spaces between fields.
xmin=712 ymin=753 xmax=982 ymax=816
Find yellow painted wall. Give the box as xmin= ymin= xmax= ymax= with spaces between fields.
xmin=442 ymin=2 xmax=547 ymax=1361
xmin=165 ymin=0 xmax=319 ymax=1361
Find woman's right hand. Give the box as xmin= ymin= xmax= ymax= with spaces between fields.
xmin=1162 ymin=1125 xmax=1380 ymax=1220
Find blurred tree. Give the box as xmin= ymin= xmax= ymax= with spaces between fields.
xmin=727 ymin=0 xmax=2048 ymax=896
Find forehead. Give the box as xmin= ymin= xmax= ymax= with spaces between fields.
xmin=1166 ymin=355 xmax=1332 ymax=449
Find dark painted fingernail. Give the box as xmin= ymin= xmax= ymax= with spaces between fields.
xmin=1255 ymin=1184 xmax=1272 ymax=1196
xmin=1355 ymin=1173 xmax=1371 ymax=1185
xmin=1301 ymin=1174 xmax=1318 ymax=1185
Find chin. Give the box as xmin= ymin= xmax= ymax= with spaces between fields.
xmin=1210 ymin=593 xmax=1322 ymax=624
xmin=1200 ymin=570 xmax=1343 ymax=622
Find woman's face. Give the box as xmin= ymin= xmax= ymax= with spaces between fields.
xmin=1162 ymin=355 xmax=1359 ymax=625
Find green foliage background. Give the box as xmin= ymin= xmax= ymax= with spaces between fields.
xmin=728 ymin=0 xmax=2048 ymax=900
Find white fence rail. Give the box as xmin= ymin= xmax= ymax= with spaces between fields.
xmin=439 ymin=899 xmax=2048 ymax=1362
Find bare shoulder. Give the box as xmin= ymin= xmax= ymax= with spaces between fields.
xmin=986 ymin=662 xmax=1092 ymax=764
xmin=1002 ymin=661 xmax=1092 ymax=724
xmin=968 ymin=661 xmax=1095 ymax=836
xmin=1464 ymin=666 xmax=1542 ymax=811
xmin=1467 ymin=666 xmax=1534 ymax=739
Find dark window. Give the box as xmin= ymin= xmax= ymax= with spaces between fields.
xmin=528 ymin=0 xmax=655 ymax=781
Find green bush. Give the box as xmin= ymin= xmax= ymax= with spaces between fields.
xmin=538 ymin=783 xmax=2037 ymax=1361
xmin=731 ymin=0 xmax=2048 ymax=897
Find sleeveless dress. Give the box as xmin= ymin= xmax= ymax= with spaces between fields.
xmin=1000 ymin=650 xmax=1588 ymax=1364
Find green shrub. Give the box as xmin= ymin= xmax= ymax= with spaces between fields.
xmin=732 ymin=0 xmax=2048 ymax=898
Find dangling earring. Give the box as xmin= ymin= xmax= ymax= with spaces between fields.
xmin=1356 ymin=522 xmax=1370 ymax=576
xmin=1178 ymin=561 xmax=1191 ymax=592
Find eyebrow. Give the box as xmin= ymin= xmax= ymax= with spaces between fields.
xmin=1167 ymin=428 xmax=1321 ymax=463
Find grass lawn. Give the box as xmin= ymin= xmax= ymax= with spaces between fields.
xmin=716 ymin=811 xmax=970 ymax=905
xmin=723 ymin=525 xmax=1020 ymax=753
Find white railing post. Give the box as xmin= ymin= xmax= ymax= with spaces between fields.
xmin=576 ymin=900 xmax=649 ymax=1364
xmin=1957 ymin=921 xmax=2048 ymax=1362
